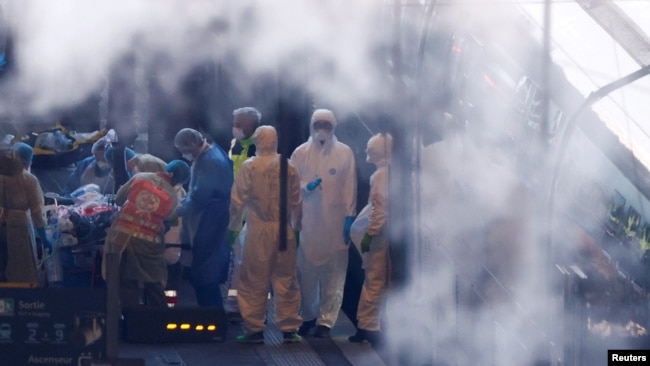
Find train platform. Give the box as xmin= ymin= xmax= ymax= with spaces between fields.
xmin=116 ymin=277 xmax=388 ymax=366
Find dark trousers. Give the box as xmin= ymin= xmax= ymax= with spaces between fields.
xmin=194 ymin=282 xmax=223 ymax=308
xmin=120 ymin=279 xmax=167 ymax=308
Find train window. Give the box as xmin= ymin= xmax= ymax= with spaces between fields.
xmin=514 ymin=77 xmax=543 ymax=131
xmin=547 ymin=106 xmax=565 ymax=145
xmin=605 ymin=189 xmax=627 ymax=237
xmin=624 ymin=205 xmax=641 ymax=240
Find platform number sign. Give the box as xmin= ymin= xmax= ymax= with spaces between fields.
xmin=0 ymin=288 xmax=106 ymax=365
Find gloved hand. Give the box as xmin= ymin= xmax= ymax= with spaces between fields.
xmin=228 ymin=230 xmax=239 ymax=249
xmin=306 ymin=178 xmax=322 ymax=192
xmin=360 ymin=233 xmax=372 ymax=253
xmin=294 ymin=230 xmax=300 ymax=248
xmin=36 ymin=226 xmax=53 ymax=255
xmin=343 ymin=216 xmax=354 ymax=245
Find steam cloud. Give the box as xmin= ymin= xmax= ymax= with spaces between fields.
xmin=0 ymin=0 xmax=390 ymax=117
xmin=0 ymin=1 xmax=606 ymax=365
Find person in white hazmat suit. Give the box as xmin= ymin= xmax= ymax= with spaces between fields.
xmin=228 ymin=125 xmax=303 ymax=344
xmin=290 ymin=109 xmax=357 ymax=338
xmin=349 ymin=133 xmax=392 ymax=347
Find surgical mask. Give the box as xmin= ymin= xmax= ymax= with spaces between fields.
xmin=366 ymin=151 xmax=379 ymax=164
xmin=232 ymin=127 xmax=245 ymax=140
xmin=182 ymin=153 xmax=194 ymax=162
xmin=96 ymin=160 xmax=108 ymax=169
xmin=314 ymin=130 xmax=332 ymax=143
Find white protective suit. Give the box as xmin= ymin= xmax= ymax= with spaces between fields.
xmin=350 ymin=133 xmax=391 ymax=331
xmin=290 ymin=109 xmax=357 ymax=328
xmin=228 ymin=125 xmax=303 ymax=334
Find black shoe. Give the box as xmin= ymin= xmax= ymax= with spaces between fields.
xmin=282 ymin=331 xmax=302 ymax=343
xmin=298 ymin=319 xmax=316 ymax=336
xmin=348 ymin=329 xmax=367 ymax=343
xmin=313 ymin=325 xmax=331 ymax=338
xmin=227 ymin=311 xmax=243 ymax=325
xmin=349 ymin=329 xmax=382 ymax=345
xmin=366 ymin=330 xmax=383 ymax=348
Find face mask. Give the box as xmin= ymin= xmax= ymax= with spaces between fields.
xmin=366 ymin=148 xmax=384 ymax=164
xmin=96 ymin=161 xmax=108 ymax=169
xmin=366 ymin=152 xmax=375 ymax=164
xmin=314 ymin=130 xmax=332 ymax=144
xmin=182 ymin=153 xmax=194 ymax=162
xmin=232 ymin=127 xmax=245 ymax=140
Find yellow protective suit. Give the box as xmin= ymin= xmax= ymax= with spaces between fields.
xmin=228 ymin=126 xmax=303 ymax=334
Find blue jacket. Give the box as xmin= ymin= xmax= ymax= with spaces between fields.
xmin=179 ymin=143 xmax=233 ymax=287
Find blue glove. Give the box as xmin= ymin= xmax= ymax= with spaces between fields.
xmin=360 ymin=233 xmax=372 ymax=253
xmin=35 ymin=226 xmax=53 ymax=255
xmin=306 ymin=178 xmax=322 ymax=191
xmin=294 ymin=230 xmax=300 ymax=248
xmin=343 ymin=216 xmax=354 ymax=245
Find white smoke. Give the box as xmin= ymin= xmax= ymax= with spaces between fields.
xmin=0 ymin=1 xmax=623 ymax=365
xmin=0 ymin=0 xmax=391 ymax=117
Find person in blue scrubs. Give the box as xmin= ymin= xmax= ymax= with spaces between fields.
xmin=174 ymin=128 xmax=233 ymax=308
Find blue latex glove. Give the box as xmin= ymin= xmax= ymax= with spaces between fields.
xmin=360 ymin=233 xmax=372 ymax=253
xmin=35 ymin=226 xmax=53 ymax=255
xmin=343 ymin=216 xmax=354 ymax=245
xmin=294 ymin=230 xmax=300 ymax=248
xmin=228 ymin=230 xmax=239 ymax=249
xmin=306 ymin=178 xmax=322 ymax=192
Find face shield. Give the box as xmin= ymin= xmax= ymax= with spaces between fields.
xmin=312 ymin=120 xmax=334 ymax=144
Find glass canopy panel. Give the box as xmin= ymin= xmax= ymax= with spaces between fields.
xmin=617 ymin=1 xmax=650 ymax=40
xmin=517 ymin=1 xmax=650 ymax=168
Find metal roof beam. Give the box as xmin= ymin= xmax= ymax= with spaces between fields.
xmin=576 ymin=0 xmax=650 ymax=66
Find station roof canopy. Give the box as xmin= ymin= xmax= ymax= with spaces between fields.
xmin=517 ymin=0 xmax=650 ymax=178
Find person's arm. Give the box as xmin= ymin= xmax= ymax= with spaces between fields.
xmin=290 ymin=146 xmax=313 ymax=193
xmin=163 ymin=184 xmax=180 ymax=228
xmin=25 ymin=173 xmax=45 ymax=228
xmin=289 ymin=163 xmax=302 ymax=232
xmin=367 ymin=169 xmax=388 ymax=236
xmin=342 ymin=147 xmax=357 ymax=217
xmin=228 ymin=162 xmax=249 ymax=231
xmin=25 ymin=172 xmax=52 ymax=252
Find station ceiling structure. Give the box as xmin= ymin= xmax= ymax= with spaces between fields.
xmin=518 ymin=0 xmax=650 ymax=170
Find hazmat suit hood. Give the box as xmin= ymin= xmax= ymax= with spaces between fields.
xmin=310 ymin=109 xmax=337 ymax=147
xmin=253 ymin=125 xmax=277 ymax=156
xmin=366 ymin=133 xmax=392 ymax=168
